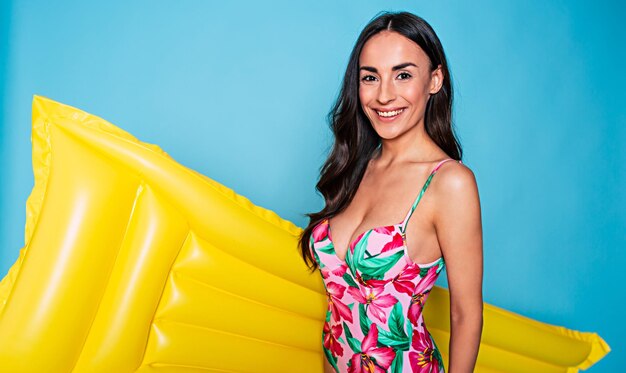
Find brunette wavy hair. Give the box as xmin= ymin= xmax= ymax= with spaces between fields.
xmin=298 ymin=11 xmax=462 ymax=271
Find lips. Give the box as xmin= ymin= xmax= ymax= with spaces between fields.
xmin=375 ymin=107 xmax=406 ymax=119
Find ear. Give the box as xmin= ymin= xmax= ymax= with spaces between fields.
xmin=429 ymin=64 xmax=444 ymax=94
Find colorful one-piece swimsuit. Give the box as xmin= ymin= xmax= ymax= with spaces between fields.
xmin=310 ymin=158 xmax=461 ymax=373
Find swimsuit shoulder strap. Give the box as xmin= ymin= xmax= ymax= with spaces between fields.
xmin=399 ymin=158 xmax=462 ymax=231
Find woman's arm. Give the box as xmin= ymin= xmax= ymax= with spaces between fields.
xmin=433 ymin=164 xmax=484 ymax=373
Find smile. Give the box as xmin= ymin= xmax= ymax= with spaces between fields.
xmin=375 ymin=108 xmax=405 ymax=118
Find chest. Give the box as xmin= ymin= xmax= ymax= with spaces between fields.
xmin=311 ymin=218 xmax=443 ymax=285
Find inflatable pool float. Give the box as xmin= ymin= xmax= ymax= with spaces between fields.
xmin=0 ymin=96 xmax=610 ymax=372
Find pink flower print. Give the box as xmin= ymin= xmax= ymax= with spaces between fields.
xmin=407 ymin=266 xmax=439 ymax=325
xmin=327 ymin=282 xmax=353 ymax=323
xmin=355 ymin=272 xmax=389 ymax=288
xmin=376 ymin=225 xmax=396 ymax=235
xmin=348 ymin=285 xmax=398 ymax=323
xmin=323 ymin=320 xmax=344 ymax=357
xmin=313 ymin=219 xmax=330 ymax=242
xmin=348 ymin=235 xmax=363 ymax=254
xmin=321 ymin=267 xmax=331 ymax=279
xmin=408 ymin=330 xmax=441 ymax=373
xmin=332 ymin=263 xmax=348 ymax=277
xmin=321 ymin=263 xmax=348 ymax=279
xmin=390 ymin=263 xmax=420 ymax=296
xmin=348 ymin=324 xmax=396 ymax=373
xmin=381 ymin=231 xmax=404 ymax=253
xmin=407 ymin=292 xmax=426 ymax=326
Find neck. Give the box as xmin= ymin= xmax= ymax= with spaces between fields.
xmin=375 ymin=122 xmax=440 ymax=165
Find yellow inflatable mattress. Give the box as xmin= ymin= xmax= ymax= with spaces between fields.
xmin=0 ymin=96 xmax=610 ymax=372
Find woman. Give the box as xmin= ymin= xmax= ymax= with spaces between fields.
xmin=299 ymin=11 xmax=483 ymax=373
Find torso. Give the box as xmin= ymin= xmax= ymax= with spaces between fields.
xmin=311 ymin=156 xmax=462 ymax=373
xmin=328 ymin=157 xmax=448 ymax=265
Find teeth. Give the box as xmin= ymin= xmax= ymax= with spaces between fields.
xmin=376 ymin=108 xmax=404 ymax=117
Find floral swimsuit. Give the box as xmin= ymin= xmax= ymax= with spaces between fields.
xmin=310 ymin=158 xmax=461 ymax=373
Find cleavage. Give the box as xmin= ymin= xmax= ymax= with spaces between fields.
xmin=328 ymin=217 xmax=402 ymax=261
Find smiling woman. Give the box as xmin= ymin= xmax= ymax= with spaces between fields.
xmin=298 ymin=11 xmax=482 ymax=373
xmin=359 ymin=32 xmax=444 ymax=138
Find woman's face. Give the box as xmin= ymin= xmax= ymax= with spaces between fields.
xmin=358 ymin=30 xmax=443 ymax=139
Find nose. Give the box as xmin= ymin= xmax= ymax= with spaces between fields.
xmin=377 ymin=78 xmax=396 ymax=104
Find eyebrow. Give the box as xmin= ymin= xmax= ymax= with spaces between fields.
xmin=359 ymin=62 xmax=417 ymax=73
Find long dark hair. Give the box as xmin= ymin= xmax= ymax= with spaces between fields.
xmin=299 ymin=11 xmax=462 ymax=271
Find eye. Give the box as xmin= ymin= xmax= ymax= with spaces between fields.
xmin=361 ymin=75 xmax=377 ymax=82
xmin=398 ymin=72 xmax=412 ymax=80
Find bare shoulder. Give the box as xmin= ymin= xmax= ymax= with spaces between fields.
xmin=431 ymin=160 xmax=478 ymax=196
xmin=429 ymin=160 xmax=481 ymax=224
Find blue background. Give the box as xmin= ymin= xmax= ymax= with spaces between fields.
xmin=1 ymin=0 xmax=624 ymax=370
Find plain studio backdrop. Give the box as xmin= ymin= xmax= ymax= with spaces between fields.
xmin=0 ymin=1 xmax=624 ymax=371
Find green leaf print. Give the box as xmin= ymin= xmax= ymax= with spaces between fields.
xmin=377 ymin=305 xmax=410 ymax=351
xmin=405 ymin=317 xmax=413 ymax=344
xmin=343 ymin=321 xmax=362 ymax=353
xmin=311 ymin=236 xmax=325 ymax=269
xmin=318 ymin=243 xmax=336 ymax=255
xmin=377 ymin=328 xmax=410 ymax=350
xmin=364 ymin=249 xmax=383 ymax=259
xmin=346 ymin=230 xmax=373 ymax=277
xmin=323 ymin=345 xmax=340 ymax=373
xmin=390 ymin=351 xmax=403 ymax=373
xmin=359 ymin=250 xmax=404 ymax=278
xmin=388 ymin=303 xmax=407 ymax=339
xmin=359 ymin=303 xmax=371 ymax=336
xmin=342 ymin=272 xmax=359 ymax=289
xmin=436 ymin=260 xmax=445 ymax=274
